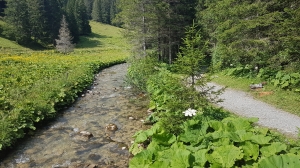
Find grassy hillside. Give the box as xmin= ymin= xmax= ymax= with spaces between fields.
xmin=0 ymin=21 xmax=129 ymax=151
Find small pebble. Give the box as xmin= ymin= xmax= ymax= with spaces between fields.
xmin=121 ymin=147 xmax=126 ymax=150
xmin=129 ymin=117 xmax=134 ymax=120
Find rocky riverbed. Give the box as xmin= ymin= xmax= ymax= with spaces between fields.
xmin=0 ymin=64 xmax=150 ymax=168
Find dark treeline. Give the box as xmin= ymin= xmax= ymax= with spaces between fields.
xmin=0 ymin=0 xmax=118 ymax=47
xmin=197 ymin=0 xmax=300 ymax=73
xmin=117 ymin=0 xmax=300 ymax=74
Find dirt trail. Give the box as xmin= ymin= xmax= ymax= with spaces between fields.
xmin=208 ymin=82 xmax=300 ymax=137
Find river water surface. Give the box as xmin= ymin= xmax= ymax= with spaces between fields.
xmin=0 ymin=64 xmax=150 ymax=168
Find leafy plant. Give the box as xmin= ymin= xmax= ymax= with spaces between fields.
xmin=130 ymin=117 xmax=300 ymax=168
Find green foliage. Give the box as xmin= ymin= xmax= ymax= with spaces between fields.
xmin=197 ymin=0 xmax=300 ymax=74
xmin=126 ymin=55 xmax=160 ymax=91
xmin=174 ymin=22 xmax=208 ymax=86
xmin=130 ymin=117 xmax=300 ymax=167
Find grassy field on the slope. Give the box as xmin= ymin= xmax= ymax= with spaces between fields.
xmin=0 ymin=21 xmax=129 ymax=151
xmin=0 ymin=20 xmax=30 ymax=51
xmin=211 ymin=72 xmax=300 ymax=116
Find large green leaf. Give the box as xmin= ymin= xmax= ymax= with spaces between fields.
xmin=156 ymin=142 xmax=192 ymax=168
xmin=152 ymin=130 xmax=176 ymax=146
xmin=260 ymin=142 xmax=287 ymax=157
xmin=223 ymin=117 xmax=254 ymax=132
xmin=129 ymin=150 xmax=154 ymax=168
xmin=206 ymin=145 xmax=244 ymax=167
xmin=250 ymin=135 xmax=272 ymax=145
xmin=193 ymin=149 xmax=208 ymax=167
xmin=258 ymin=154 xmax=300 ymax=168
xmin=209 ymin=120 xmax=224 ymax=131
xmin=241 ymin=141 xmax=259 ymax=161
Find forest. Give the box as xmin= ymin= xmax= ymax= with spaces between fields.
xmin=0 ymin=0 xmax=118 ymax=46
xmin=1 ymin=0 xmax=300 ymax=167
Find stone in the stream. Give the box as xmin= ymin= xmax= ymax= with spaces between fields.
xmin=72 ymin=131 xmax=93 ymax=142
xmin=79 ymin=131 xmax=93 ymax=139
xmin=105 ymin=123 xmax=118 ymax=131
xmin=128 ymin=116 xmax=134 ymax=120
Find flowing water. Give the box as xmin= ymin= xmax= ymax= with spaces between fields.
xmin=0 ymin=64 xmax=150 ymax=168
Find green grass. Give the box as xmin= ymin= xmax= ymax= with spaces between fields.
xmin=0 ymin=37 xmax=31 ymax=51
xmin=76 ymin=21 xmax=129 ymax=50
xmin=211 ymin=72 xmax=300 ymax=116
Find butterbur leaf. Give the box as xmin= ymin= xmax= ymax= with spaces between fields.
xmin=206 ymin=145 xmax=243 ymax=167
xmin=152 ymin=130 xmax=176 ymax=146
xmin=223 ymin=117 xmax=252 ymax=132
xmin=129 ymin=150 xmax=154 ymax=168
xmin=260 ymin=142 xmax=287 ymax=157
xmin=149 ymin=161 xmax=169 ymax=168
xmin=157 ymin=142 xmax=191 ymax=168
xmin=193 ymin=149 xmax=208 ymax=167
xmin=250 ymin=135 xmax=272 ymax=145
xmin=241 ymin=141 xmax=259 ymax=161
xmin=209 ymin=120 xmax=224 ymax=131
xmin=258 ymin=154 xmax=300 ymax=168
xmin=129 ymin=143 xmax=144 ymax=155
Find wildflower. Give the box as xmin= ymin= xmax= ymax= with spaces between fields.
xmin=183 ymin=108 xmax=197 ymax=117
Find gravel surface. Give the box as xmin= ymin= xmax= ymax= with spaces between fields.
xmin=208 ymin=82 xmax=300 ymax=137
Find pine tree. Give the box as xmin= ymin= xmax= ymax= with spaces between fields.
xmin=91 ymin=0 xmax=102 ymax=22
xmin=174 ymin=22 xmax=207 ymax=86
xmin=75 ymin=0 xmax=91 ymax=35
xmin=26 ymin=0 xmax=46 ymax=43
xmin=55 ymin=15 xmax=75 ymax=54
xmin=43 ymin=0 xmax=63 ymax=45
xmin=66 ymin=0 xmax=80 ymax=42
xmin=4 ymin=0 xmax=31 ymax=44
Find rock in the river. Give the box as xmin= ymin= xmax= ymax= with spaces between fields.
xmin=79 ymin=131 xmax=93 ymax=139
xmin=105 ymin=124 xmax=118 ymax=132
xmin=73 ymin=131 xmax=93 ymax=142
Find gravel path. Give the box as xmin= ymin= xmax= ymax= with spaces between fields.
xmin=208 ymin=82 xmax=300 ymax=137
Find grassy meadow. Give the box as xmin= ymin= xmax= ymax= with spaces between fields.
xmin=0 ymin=22 xmax=130 ymax=150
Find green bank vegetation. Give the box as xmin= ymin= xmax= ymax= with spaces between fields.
xmin=118 ymin=0 xmax=300 ymax=167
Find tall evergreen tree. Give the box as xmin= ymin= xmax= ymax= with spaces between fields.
xmin=84 ymin=0 xmax=94 ymax=19
xmin=55 ymin=15 xmax=75 ymax=54
xmin=75 ymin=0 xmax=91 ymax=35
xmin=91 ymin=0 xmax=102 ymax=22
xmin=4 ymin=0 xmax=31 ymax=44
xmin=26 ymin=0 xmax=46 ymax=43
xmin=0 ymin=0 xmax=6 ymax=17
xmin=66 ymin=0 xmax=80 ymax=42
xmin=44 ymin=0 xmax=63 ymax=45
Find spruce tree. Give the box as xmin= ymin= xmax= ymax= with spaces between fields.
xmin=174 ymin=22 xmax=207 ymax=87
xmin=75 ymin=0 xmax=91 ymax=35
xmin=55 ymin=15 xmax=75 ymax=54
xmin=4 ymin=0 xmax=31 ymax=44
xmin=91 ymin=0 xmax=102 ymax=22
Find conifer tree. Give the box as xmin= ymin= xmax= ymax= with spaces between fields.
xmin=4 ymin=0 xmax=31 ymax=44
xmin=91 ymin=0 xmax=102 ymax=22
xmin=174 ymin=22 xmax=207 ymax=87
xmin=75 ymin=0 xmax=91 ymax=35
xmin=55 ymin=15 xmax=75 ymax=54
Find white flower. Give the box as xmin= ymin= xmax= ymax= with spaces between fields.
xmin=183 ymin=108 xmax=197 ymax=117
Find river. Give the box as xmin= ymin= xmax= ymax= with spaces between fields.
xmin=0 ymin=63 xmax=150 ymax=168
